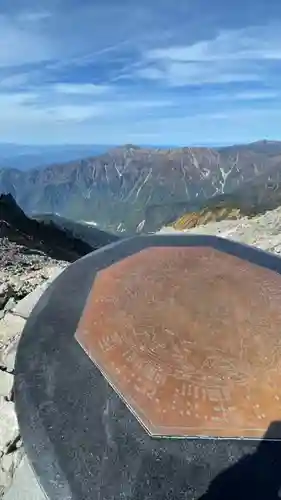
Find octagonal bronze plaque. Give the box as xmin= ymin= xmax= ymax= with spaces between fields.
xmin=75 ymin=246 xmax=281 ymax=438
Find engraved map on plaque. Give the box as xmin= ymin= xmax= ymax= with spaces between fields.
xmin=75 ymin=246 xmax=281 ymax=438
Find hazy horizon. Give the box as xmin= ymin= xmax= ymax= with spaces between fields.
xmin=0 ymin=138 xmax=278 ymax=149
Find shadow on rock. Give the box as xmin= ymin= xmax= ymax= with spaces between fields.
xmin=132 ymin=422 xmax=281 ymax=500
xmin=200 ymin=421 xmax=281 ymax=500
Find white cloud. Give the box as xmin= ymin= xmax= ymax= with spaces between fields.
xmin=0 ymin=92 xmax=38 ymax=105
xmin=42 ymin=98 xmax=173 ymax=121
xmin=0 ymin=73 xmax=31 ymax=88
xmin=0 ymin=93 xmax=105 ymax=125
xmin=0 ymin=7 xmax=127 ymax=70
xmin=139 ymin=24 xmax=281 ymax=86
xmin=146 ymin=25 xmax=281 ymax=62
xmin=0 ymin=2 xmax=280 ymax=145
xmin=45 ymin=105 xmax=105 ymax=122
xmin=209 ymin=90 xmax=279 ymax=101
xmin=138 ymin=61 xmax=260 ymax=86
xmin=120 ymin=99 xmax=172 ymax=109
xmin=0 ymin=14 xmax=54 ymax=67
xmin=17 ymin=11 xmax=52 ymax=23
xmin=1 ymin=100 xmax=281 ymax=146
xmin=53 ymin=83 xmax=112 ymax=95
xmin=150 ymin=106 xmax=281 ymax=125
xmin=227 ymin=90 xmax=278 ymax=100
xmin=0 ymin=85 xmax=174 ymax=131
xmin=137 ymin=67 xmax=164 ymax=80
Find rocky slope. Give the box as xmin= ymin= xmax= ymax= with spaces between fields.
xmin=170 ymin=163 xmax=281 ymax=231
xmin=171 ymin=205 xmax=242 ymax=231
xmin=188 ymin=207 xmax=281 ymax=255
xmin=2 ymin=140 xmax=281 ymax=234
xmin=0 ymin=194 xmax=119 ymax=497
xmin=161 ymin=204 xmax=281 ymax=256
xmin=0 ymin=193 xmax=94 ymax=262
xmin=0 ymin=258 xmax=68 ymax=496
xmin=0 ymin=261 xmax=67 ymax=497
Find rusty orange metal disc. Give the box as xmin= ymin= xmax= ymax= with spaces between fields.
xmin=75 ymin=245 xmax=281 ymax=438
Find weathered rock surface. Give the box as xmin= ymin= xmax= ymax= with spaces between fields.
xmin=0 ymin=263 xmax=65 ymax=497
xmin=0 ymin=209 xmax=70 ymax=497
xmin=0 ymin=272 xmax=62 ymax=497
xmin=0 ymin=399 xmax=18 ymax=454
xmin=0 ymin=194 xmax=115 ymax=497
xmin=161 ymin=204 xmax=281 ymax=256
xmin=0 ymin=285 xmax=12 ymax=311
xmin=0 ymin=314 xmax=26 ymax=352
xmin=3 ymin=455 xmax=44 ymax=500
xmin=12 ymin=266 xmax=64 ymax=320
xmin=0 ymin=372 xmax=13 ymax=399
xmin=1 ymin=343 xmax=18 ymax=374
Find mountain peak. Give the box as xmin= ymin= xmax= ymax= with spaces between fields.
xmin=0 ymin=193 xmax=26 ymax=219
xmin=110 ymin=144 xmax=142 ymax=154
xmin=122 ymin=144 xmax=141 ymax=150
xmin=251 ymin=139 xmax=279 ymax=145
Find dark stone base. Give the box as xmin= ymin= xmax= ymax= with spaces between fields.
xmin=14 ymin=235 xmax=281 ymax=500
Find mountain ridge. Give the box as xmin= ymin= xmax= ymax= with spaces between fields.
xmin=0 ymin=193 xmax=119 ymax=262
xmin=1 ymin=140 xmax=281 ymax=234
xmin=0 ymin=193 xmax=94 ymax=261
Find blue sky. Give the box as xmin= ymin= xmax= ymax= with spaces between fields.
xmin=1 ymin=0 xmax=281 ymax=145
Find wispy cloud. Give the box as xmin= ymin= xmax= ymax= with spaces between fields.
xmin=138 ymin=24 xmax=281 ymax=86
xmin=0 ymin=13 xmax=54 ymax=67
xmin=138 ymin=61 xmax=261 ymax=86
xmin=0 ymin=73 xmax=32 ymax=88
xmin=45 ymin=104 xmax=105 ymax=122
xmin=16 ymin=10 xmax=52 ymax=23
xmin=145 ymin=25 xmax=281 ymax=62
xmin=1 ymin=0 xmax=281 ymax=144
xmin=52 ymin=83 xmax=113 ymax=95
xmin=211 ymin=90 xmax=279 ymax=101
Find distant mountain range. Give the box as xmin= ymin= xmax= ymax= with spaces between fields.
xmin=0 ymin=143 xmax=113 ymax=170
xmin=2 ymin=140 xmax=281 ymax=234
xmin=0 ymin=143 xmax=190 ymax=170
